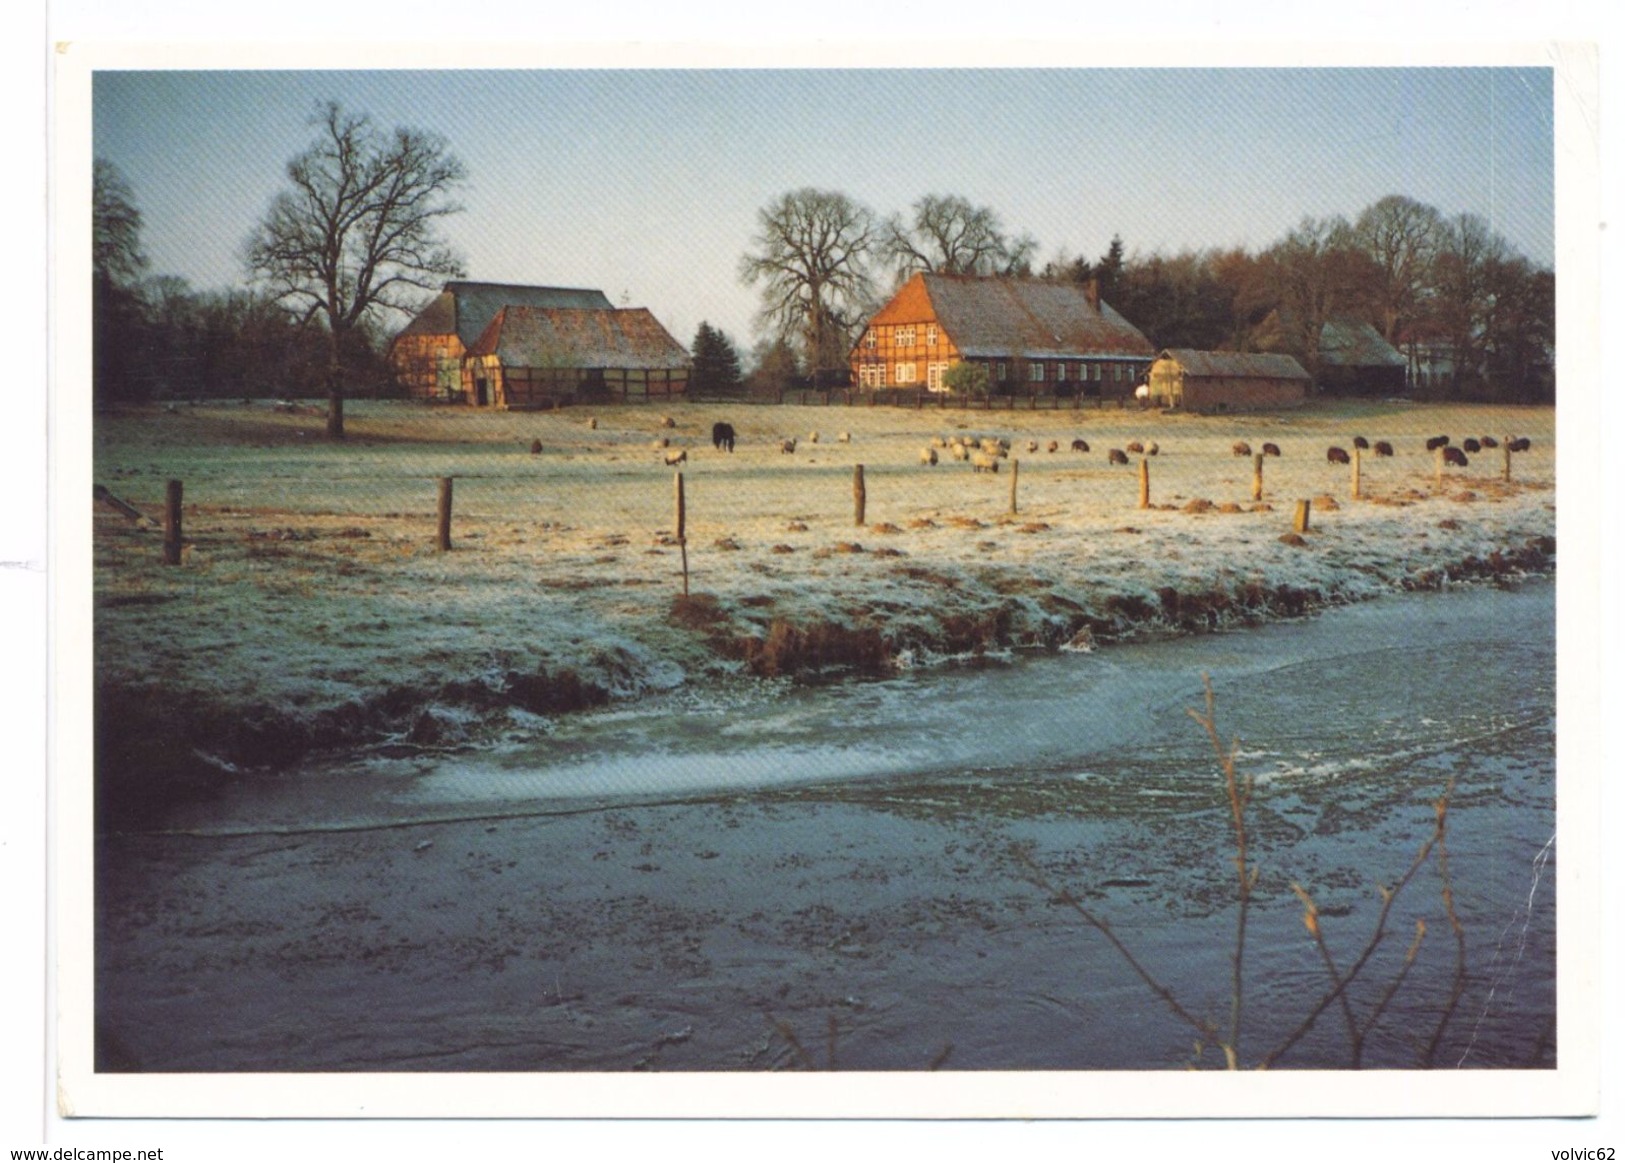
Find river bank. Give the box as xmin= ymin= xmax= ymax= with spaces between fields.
xmin=91 ymin=399 xmax=1556 ymax=821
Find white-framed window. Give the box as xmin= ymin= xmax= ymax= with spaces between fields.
xmin=996 ymin=362 xmax=1008 ymax=381
xmin=1029 ymin=362 xmax=1046 ymax=382
xmin=926 ymin=324 xmax=938 ymax=347
xmin=1092 ymin=363 xmax=1103 ymax=381
xmin=858 ymin=364 xmax=883 ymax=387
xmin=864 ymin=330 xmax=877 ymax=349
xmin=1058 ymin=362 xmax=1071 ymax=381
xmin=895 ymin=325 xmax=916 ymax=348
xmin=1114 ymin=363 xmax=1125 ymax=381
xmin=927 ymin=361 xmax=949 ymax=392
xmin=895 ymin=362 xmax=917 ymax=384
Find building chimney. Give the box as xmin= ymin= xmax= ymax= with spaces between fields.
xmin=1086 ymin=278 xmax=1100 ymax=313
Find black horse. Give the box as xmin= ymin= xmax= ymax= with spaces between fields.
xmin=711 ymin=422 xmax=736 ymax=453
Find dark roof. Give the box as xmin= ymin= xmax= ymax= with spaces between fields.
xmin=870 ymin=273 xmax=1154 ymax=360
xmin=396 ymin=281 xmax=614 ymax=347
xmin=1318 ymin=317 xmax=1407 ymax=368
xmin=469 ymin=306 xmax=692 ymax=371
xmin=1155 ymin=349 xmax=1312 ymax=381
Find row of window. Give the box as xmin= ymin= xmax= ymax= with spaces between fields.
xmin=860 ymin=360 xmax=1141 ymax=387
xmin=864 ymin=325 xmax=937 ymax=349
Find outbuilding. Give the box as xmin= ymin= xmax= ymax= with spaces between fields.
xmin=1147 ymin=349 xmax=1311 ymax=411
xmin=389 ymin=281 xmax=615 ymax=400
xmin=462 ymin=305 xmax=691 ymax=409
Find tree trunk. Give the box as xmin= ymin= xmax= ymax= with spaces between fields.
xmin=326 ymin=322 xmax=346 ymax=441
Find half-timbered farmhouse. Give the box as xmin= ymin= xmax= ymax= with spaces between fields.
xmin=462 ymin=306 xmax=691 ymax=409
xmin=850 ymin=273 xmax=1155 ymax=397
xmin=1146 ymin=349 xmax=1312 ymax=411
xmin=389 ymin=281 xmax=614 ymax=400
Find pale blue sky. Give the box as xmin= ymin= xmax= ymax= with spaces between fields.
xmin=92 ymin=67 xmax=1554 ymax=353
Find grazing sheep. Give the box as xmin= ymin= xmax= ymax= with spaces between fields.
xmin=1426 ymin=435 xmax=1451 ymax=451
xmin=1126 ymin=440 xmax=1144 ymax=454
xmin=807 ymin=430 xmax=820 ymax=444
xmin=664 ymin=448 xmax=688 ymax=466
xmin=1462 ymin=438 xmax=1482 ymax=453
xmin=1071 ymin=438 xmax=1090 ymax=453
xmin=529 ymin=439 xmax=543 ymax=455
xmin=1027 ymin=440 xmax=1040 ymax=453
xmin=1374 ymin=441 xmax=1395 ymax=457
xmin=971 ymin=451 xmax=1001 ymax=473
xmin=1480 ymin=435 xmax=1500 ymax=449
xmin=919 ymin=447 xmax=938 ymax=466
xmin=711 ymin=421 xmax=736 ymax=452
xmin=586 ymin=417 xmax=598 ymax=430
xmin=1108 ymin=448 xmax=1130 ymax=465
xmin=779 ymin=438 xmax=797 ymax=454
xmin=1145 ymin=441 xmax=1159 ymax=456
xmin=1047 ymin=440 xmax=1060 ymax=453
xmin=1507 ymin=436 xmax=1532 ymax=452
xmin=837 ymin=431 xmax=851 ymax=444
xmin=1232 ymin=441 xmax=1252 ymax=457
xmin=930 ymin=435 xmax=947 ymax=448
xmin=949 ymin=442 xmax=970 ymax=461
xmin=651 ymin=437 xmax=670 ymax=450
xmin=1327 ymin=446 xmax=1351 ymax=465
xmin=1261 ymin=442 xmax=1281 ymax=457
xmin=1442 ymin=446 xmax=1469 ymax=467
xmin=1353 ymin=435 xmax=1370 ymax=450
xmin=661 ymin=416 xmax=676 ymax=429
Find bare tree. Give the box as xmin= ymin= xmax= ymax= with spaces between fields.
xmin=1263 ymin=215 xmax=1360 ymax=381
xmin=739 ymin=188 xmax=877 ymax=389
xmin=1428 ymin=212 xmax=1510 ymax=396
xmin=882 ymin=194 xmax=1036 ymax=280
xmin=1351 ymin=195 xmax=1443 ymax=345
xmin=246 ymin=101 xmax=467 ymax=438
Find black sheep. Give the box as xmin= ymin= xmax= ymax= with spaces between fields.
xmin=1463 ymin=438 xmax=1482 ymax=453
xmin=711 ymin=421 xmax=736 ymax=452
xmin=1442 ymin=446 xmax=1469 ymax=467
xmin=1108 ymin=448 xmax=1130 ymax=465
xmin=1374 ymin=441 xmax=1395 ymax=457
xmin=1261 ymin=442 xmax=1281 ymax=457
xmin=1426 ymin=435 xmax=1451 ymax=451
xmin=1353 ymin=435 xmax=1370 ymax=450
xmin=1327 ymin=446 xmax=1350 ymax=465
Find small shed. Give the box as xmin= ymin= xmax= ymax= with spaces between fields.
xmin=389 ymin=281 xmax=614 ymax=400
xmin=463 ymin=306 xmax=691 ymax=409
xmin=1148 ymin=350 xmax=1311 ymax=411
xmin=1316 ymin=318 xmax=1408 ymax=396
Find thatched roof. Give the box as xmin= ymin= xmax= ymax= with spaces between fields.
xmin=1155 ymin=349 xmax=1312 ymax=381
xmin=867 ymin=273 xmax=1154 ymax=361
xmin=1318 ymin=318 xmax=1407 ymax=369
xmin=468 ymin=306 xmax=691 ymax=371
xmin=396 ymin=281 xmax=615 ymax=348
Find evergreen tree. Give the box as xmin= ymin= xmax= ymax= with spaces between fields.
xmin=690 ymin=321 xmax=745 ymax=398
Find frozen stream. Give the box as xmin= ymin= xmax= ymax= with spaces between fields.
xmin=96 ymin=580 xmax=1557 ymax=1075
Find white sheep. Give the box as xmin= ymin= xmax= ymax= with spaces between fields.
xmin=837 ymin=431 xmax=851 ymax=444
xmin=971 ymin=451 xmax=1000 ymax=473
xmin=919 ymin=446 xmax=938 ymax=466
xmin=664 ymin=448 xmax=687 ymax=466
xmin=807 ymin=430 xmax=820 ymax=444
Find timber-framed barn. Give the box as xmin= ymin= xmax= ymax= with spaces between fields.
xmin=850 ymin=272 xmax=1155 ymax=398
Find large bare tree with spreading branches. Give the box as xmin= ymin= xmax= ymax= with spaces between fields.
xmin=247 ymin=101 xmax=467 ymax=439
xmin=881 ymin=193 xmax=1037 ymax=280
xmin=739 ymin=188 xmax=877 ymax=389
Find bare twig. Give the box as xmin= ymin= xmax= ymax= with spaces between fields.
xmin=1355 ymin=918 xmax=1428 ymax=1068
xmin=767 ymin=1012 xmax=818 ymax=1071
xmin=1290 ymin=883 xmax=1362 ymax=1061
xmin=1187 ymin=674 xmax=1254 ymax=1065
xmin=1259 ymin=783 xmax=1454 ymax=1070
xmin=1013 ymin=846 xmax=1217 ymax=1044
xmin=1424 ymin=792 xmax=1469 ymax=1067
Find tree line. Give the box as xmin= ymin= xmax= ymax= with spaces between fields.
xmin=94 ymin=102 xmax=1555 ymax=439
xmin=736 ymin=189 xmax=1554 ymax=404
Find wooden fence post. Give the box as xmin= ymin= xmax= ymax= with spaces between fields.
xmin=1351 ymin=445 xmax=1362 ymax=500
xmin=436 ymin=477 xmax=453 ymax=552
xmin=1251 ymin=453 xmax=1264 ymax=502
xmin=1293 ymin=498 xmax=1311 ymax=533
xmin=163 ymin=479 xmax=183 ymax=565
xmin=1434 ymin=446 xmax=1445 ymax=491
xmin=1503 ymin=439 xmax=1513 ymax=482
xmin=1138 ymin=456 xmax=1150 ymax=510
xmin=853 ymin=464 xmax=867 ymax=527
xmin=1009 ymin=458 xmax=1020 ymax=515
xmin=675 ymin=471 xmax=689 ymax=596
